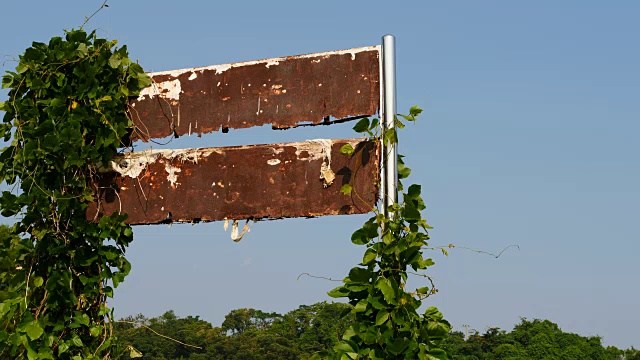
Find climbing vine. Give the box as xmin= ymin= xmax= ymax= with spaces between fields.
xmin=316 ymin=107 xmax=452 ymax=359
xmin=0 ymin=29 xmax=150 ymax=358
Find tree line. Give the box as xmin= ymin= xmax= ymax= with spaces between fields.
xmin=111 ymin=302 xmax=638 ymax=360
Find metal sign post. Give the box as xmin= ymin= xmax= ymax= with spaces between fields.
xmin=381 ymin=34 xmax=398 ymax=219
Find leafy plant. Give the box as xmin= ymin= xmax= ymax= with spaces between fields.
xmin=0 ymin=29 xmax=150 ymax=358
xmin=320 ymin=107 xmax=452 ymax=359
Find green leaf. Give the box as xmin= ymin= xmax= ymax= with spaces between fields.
xmin=375 ymin=311 xmax=389 ymax=325
xmin=409 ymin=105 xmax=423 ymax=117
xmin=424 ymin=306 xmax=444 ymax=320
xmin=76 ymin=43 xmax=88 ymax=56
xmin=354 ymin=299 xmax=368 ymax=313
xmin=362 ymin=248 xmax=377 ymax=265
xmin=353 ymin=118 xmax=370 ymax=133
xmin=129 ymin=346 xmax=143 ymax=358
xmin=339 ymin=143 xmax=354 ymax=155
xmin=340 ymin=184 xmax=353 ymax=195
xmin=137 ymin=72 xmax=152 ymax=89
xmin=58 ymin=342 xmax=70 ymax=355
xmin=398 ymin=162 xmax=411 ymax=179
xmin=402 ymin=202 xmax=421 ymax=220
xmin=370 ymin=118 xmax=379 ymax=130
xmin=24 ymin=321 xmax=44 ymax=340
xmin=406 ymin=184 xmax=421 ymax=199
xmin=71 ymin=334 xmax=83 ymax=347
xmin=387 ymin=338 xmax=409 ymax=355
xmin=398 ymin=114 xmax=414 ymax=121
xmin=32 ymin=277 xmax=43 ymax=287
xmin=416 ymin=286 xmax=430 ymax=295
xmin=1 ymin=75 xmax=13 ymax=89
xmin=418 ymin=219 xmax=433 ymax=230
xmin=383 ymin=128 xmax=397 ymax=145
xmin=376 ymin=278 xmax=396 ymax=304
xmin=421 ymin=258 xmax=435 ymax=268
xmin=425 ymin=348 xmax=448 ymax=360
xmin=348 ymin=267 xmax=371 ymax=283
xmin=16 ymin=63 xmax=29 ymax=74
xmin=108 ymin=54 xmax=122 ymax=68
xmin=90 ymin=325 xmax=102 ymax=337
xmin=327 ymin=286 xmax=350 ymax=298
xmin=334 ymin=341 xmax=355 ymax=353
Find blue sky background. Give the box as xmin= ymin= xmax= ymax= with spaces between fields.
xmin=1 ymin=0 xmax=638 ymax=349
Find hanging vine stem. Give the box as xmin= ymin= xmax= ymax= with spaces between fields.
xmin=80 ymin=0 xmax=109 ymax=30
xmin=423 ymin=244 xmax=520 ymax=258
xmin=114 ymin=321 xmax=203 ymax=350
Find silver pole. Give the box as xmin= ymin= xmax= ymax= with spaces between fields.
xmin=381 ymin=34 xmax=397 ymax=218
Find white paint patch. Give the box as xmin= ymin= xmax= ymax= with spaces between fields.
xmin=294 ymin=139 xmax=335 ymax=187
xmin=294 ymin=139 xmax=333 ymax=161
xmin=265 ymin=59 xmax=280 ymax=68
xmin=137 ymin=79 xmax=182 ymax=101
xmin=164 ymin=163 xmax=182 ymax=188
xmin=108 ymin=148 xmax=223 ymax=179
xmin=188 ymin=72 xmax=198 ymax=80
xmin=212 ymin=64 xmax=232 ymax=74
xmin=267 ymin=159 xmax=281 ymax=165
xmin=110 ymin=153 xmax=160 ymax=178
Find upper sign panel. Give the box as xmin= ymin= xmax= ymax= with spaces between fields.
xmin=129 ymin=46 xmax=381 ymax=141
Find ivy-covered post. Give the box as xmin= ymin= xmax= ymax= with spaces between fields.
xmin=328 ymin=102 xmax=452 ymax=360
xmin=0 ymin=29 xmax=150 ymax=359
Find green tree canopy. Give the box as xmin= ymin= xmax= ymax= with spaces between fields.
xmin=108 ymin=303 xmax=639 ymax=360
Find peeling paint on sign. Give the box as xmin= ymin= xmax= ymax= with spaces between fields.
xmin=128 ymin=46 xmax=380 ymax=141
xmin=164 ymin=163 xmax=182 ymax=188
xmin=137 ymin=78 xmax=182 ymax=101
xmin=88 ymin=138 xmax=379 ymax=225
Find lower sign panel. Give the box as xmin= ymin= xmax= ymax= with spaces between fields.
xmin=88 ymin=139 xmax=379 ymax=225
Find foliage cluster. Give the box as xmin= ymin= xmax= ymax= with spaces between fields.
xmin=324 ymin=109 xmax=452 ymax=359
xmin=0 ymin=29 xmax=150 ymax=358
xmin=447 ymin=318 xmax=639 ymax=360
xmin=113 ymin=302 xmax=353 ymax=360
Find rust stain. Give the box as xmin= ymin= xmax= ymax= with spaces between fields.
xmin=88 ymin=139 xmax=380 ymax=225
xmin=128 ymin=46 xmax=381 ymax=141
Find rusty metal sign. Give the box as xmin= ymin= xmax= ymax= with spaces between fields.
xmin=89 ymin=139 xmax=379 ymax=225
xmin=89 ymin=45 xmax=386 ymax=224
xmin=129 ymin=46 xmax=380 ymax=141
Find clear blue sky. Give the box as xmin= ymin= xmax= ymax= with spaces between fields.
xmin=1 ymin=0 xmax=638 ymax=349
